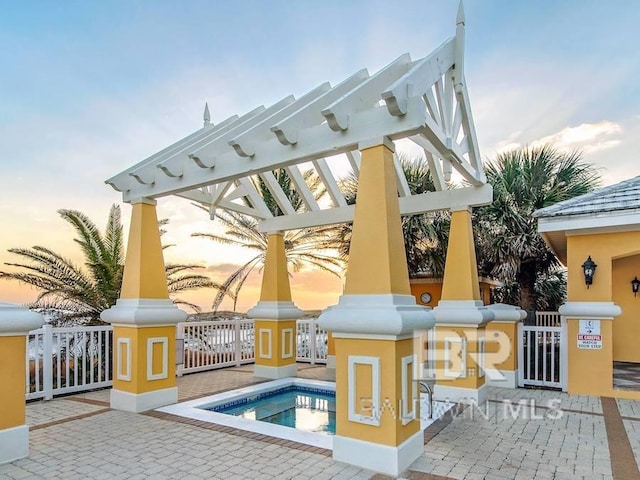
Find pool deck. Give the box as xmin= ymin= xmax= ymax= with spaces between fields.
xmin=1 ymin=364 xmax=639 ymax=479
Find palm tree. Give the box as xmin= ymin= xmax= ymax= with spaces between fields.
xmin=334 ymin=153 xmax=450 ymax=277
xmin=193 ymin=169 xmax=344 ymax=312
xmin=474 ymin=144 xmax=600 ymax=316
xmin=0 ymin=204 xmax=215 ymax=323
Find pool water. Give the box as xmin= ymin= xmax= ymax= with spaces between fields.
xmin=209 ymin=386 xmax=336 ymax=435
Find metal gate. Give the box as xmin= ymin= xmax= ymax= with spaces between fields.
xmin=518 ymin=320 xmax=566 ymax=390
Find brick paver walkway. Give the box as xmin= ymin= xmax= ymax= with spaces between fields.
xmin=1 ymin=365 xmax=638 ymax=479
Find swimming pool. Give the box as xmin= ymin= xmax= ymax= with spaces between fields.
xmin=156 ymin=378 xmax=450 ymax=450
xmin=209 ymin=385 xmax=336 ymax=435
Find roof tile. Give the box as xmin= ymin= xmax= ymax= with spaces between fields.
xmin=533 ymin=175 xmax=640 ymax=218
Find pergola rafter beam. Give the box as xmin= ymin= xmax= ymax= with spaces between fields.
xmin=180 ymin=97 xmax=295 ymax=170
xmin=111 ymin=97 xmax=429 ymax=200
xmin=284 ymin=165 xmax=321 ymax=212
xmin=229 ymin=84 xmax=331 ymax=158
xmin=425 ymin=151 xmax=446 ymax=191
xmin=345 ymin=150 xmax=361 ymax=176
xmin=130 ymin=107 xmax=263 ymax=178
xmin=322 ymin=53 xmax=411 ymax=132
xmin=258 ymin=171 xmax=297 ymax=215
xmin=271 ymin=70 xmax=369 ymax=146
xmin=236 ymin=177 xmax=273 ymax=218
xmin=393 ymin=153 xmax=411 ymax=197
xmin=257 ymin=184 xmax=493 ymax=232
xmin=312 ymin=158 xmax=347 ymax=207
xmin=382 ymin=38 xmax=455 ymax=117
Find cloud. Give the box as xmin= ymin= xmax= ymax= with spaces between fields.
xmin=494 ymin=121 xmax=623 ymax=156
xmin=206 ymin=263 xmax=243 ymax=274
xmin=532 ymin=121 xmax=623 ymax=154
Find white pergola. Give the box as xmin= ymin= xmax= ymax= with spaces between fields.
xmin=106 ymin=4 xmax=490 ymax=232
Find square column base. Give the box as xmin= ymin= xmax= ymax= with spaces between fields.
xmin=254 ymin=363 xmax=297 ymax=379
xmin=0 ymin=425 xmax=29 ymax=464
xmin=332 ymin=430 xmax=424 ymax=476
xmin=110 ymin=386 xmax=178 ymax=413
xmin=434 ymin=383 xmax=487 ymax=405
xmin=326 ymin=355 xmax=336 ymax=369
xmin=485 ymin=369 xmax=517 ymax=389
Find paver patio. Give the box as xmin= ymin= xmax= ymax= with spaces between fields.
xmin=1 ymin=364 xmax=638 ymax=479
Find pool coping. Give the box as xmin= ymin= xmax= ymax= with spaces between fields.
xmin=156 ymin=377 xmax=453 ymax=452
xmin=156 ymin=377 xmax=336 ymax=450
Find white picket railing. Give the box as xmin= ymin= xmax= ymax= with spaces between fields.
xmin=177 ymin=317 xmax=329 ymax=374
xmin=518 ymin=320 xmax=565 ymax=390
xmin=535 ymin=311 xmax=561 ymax=327
xmin=26 ymin=325 xmax=113 ymax=400
xmin=178 ymin=319 xmax=255 ymax=375
xmin=296 ymin=319 xmax=328 ymax=365
xmin=26 ymin=317 xmax=329 ymax=398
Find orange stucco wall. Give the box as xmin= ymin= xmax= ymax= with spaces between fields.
xmin=410 ymin=279 xmax=493 ymax=307
xmin=566 ymin=231 xmax=640 ymax=398
xmin=612 ymin=254 xmax=640 ymax=362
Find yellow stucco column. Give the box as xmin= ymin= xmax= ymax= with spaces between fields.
xmin=326 ymin=332 xmax=336 ymax=369
xmin=559 ymin=234 xmax=622 ymax=396
xmin=101 ymin=199 xmax=187 ymax=412
xmin=0 ymin=303 xmax=44 ymax=464
xmin=247 ymin=232 xmax=303 ymax=379
xmin=484 ymin=304 xmax=526 ymax=389
xmin=319 ymin=138 xmax=434 ymax=477
xmin=433 ymin=207 xmax=493 ymax=404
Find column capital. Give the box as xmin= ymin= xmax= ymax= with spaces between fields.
xmin=449 ymin=205 xmax=472 ymax=213
xmin=319 ymin=294 xmax=433 ymax=338
xmin=247 ymin=301 xmax=303 ymax=320
xmin=127 ymin=197 xmax=157 ymax=206
xmin=358 ymin=136 xmax=395 ymax=152
xmin=559 ymin=301 xmax=621 ymax=319
xmin=486 ymin=303 xmax=526 ymax=323
xmin=432 ymin=300 xmax=494 ymax=326
xmin=0 ymin=303 xmax=44 ymax=336
xmin=100 ymin=299 xmax=187 ymax=326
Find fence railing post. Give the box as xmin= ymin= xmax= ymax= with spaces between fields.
xmin=560 ymin=316 xmax=567 ymax=392
xmin=176 ymin=322 xmax=184 ymax=377
xmin=310 ymin=319 xmax=316 ymax=365
xmin=235 ymin=319 xmax=241 ymax=366
xmin=42 ymin=324 xmax=53 ymax=401
xmin=516 ymin=322 xmax=523 ymax=388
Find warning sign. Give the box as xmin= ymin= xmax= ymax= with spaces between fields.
xmin=577 ymin=334 xmax=602 ymax=349
xmin=578 ymin=320 xmax=602 ymax=349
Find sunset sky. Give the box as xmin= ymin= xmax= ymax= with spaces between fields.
xmin=2 ymin=1 xmax=640 ymax=313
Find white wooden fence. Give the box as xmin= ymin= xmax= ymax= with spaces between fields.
xmin=535 ymin=311 xmax=561 ymax=327
xmin=295 ymin=319 xmax=328 ymax=365
xmin=518 ymin=319 xmax=565 ymax=390
xmin=26 ymin=325 xmax=113 ymax=400
xmin=26 ymin=318 xmax=327 ymax=398
xmin=177 ymin=319 xmax=255 ymax=375
xmin=177 ymin=318 xmax=327 ymax=375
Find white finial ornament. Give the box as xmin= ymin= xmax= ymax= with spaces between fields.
xmin=457 ymin=0 xmax=465 ymax=26
xmin=454 ymin=0 xmax=466 ymax=89
xmin=203 ymin=102 xmax=211 ymax=126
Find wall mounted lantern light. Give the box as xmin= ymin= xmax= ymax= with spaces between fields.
xmin=582 ymin=256 xmax=597 ymax=288
xmin=632 ymin=276 xmax=640 ymax=297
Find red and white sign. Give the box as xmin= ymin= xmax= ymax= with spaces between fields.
xmin=578 ymin=320 xmax=602 ymax=349
xmin=577 ymin=334 xmax=602 ymax=349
